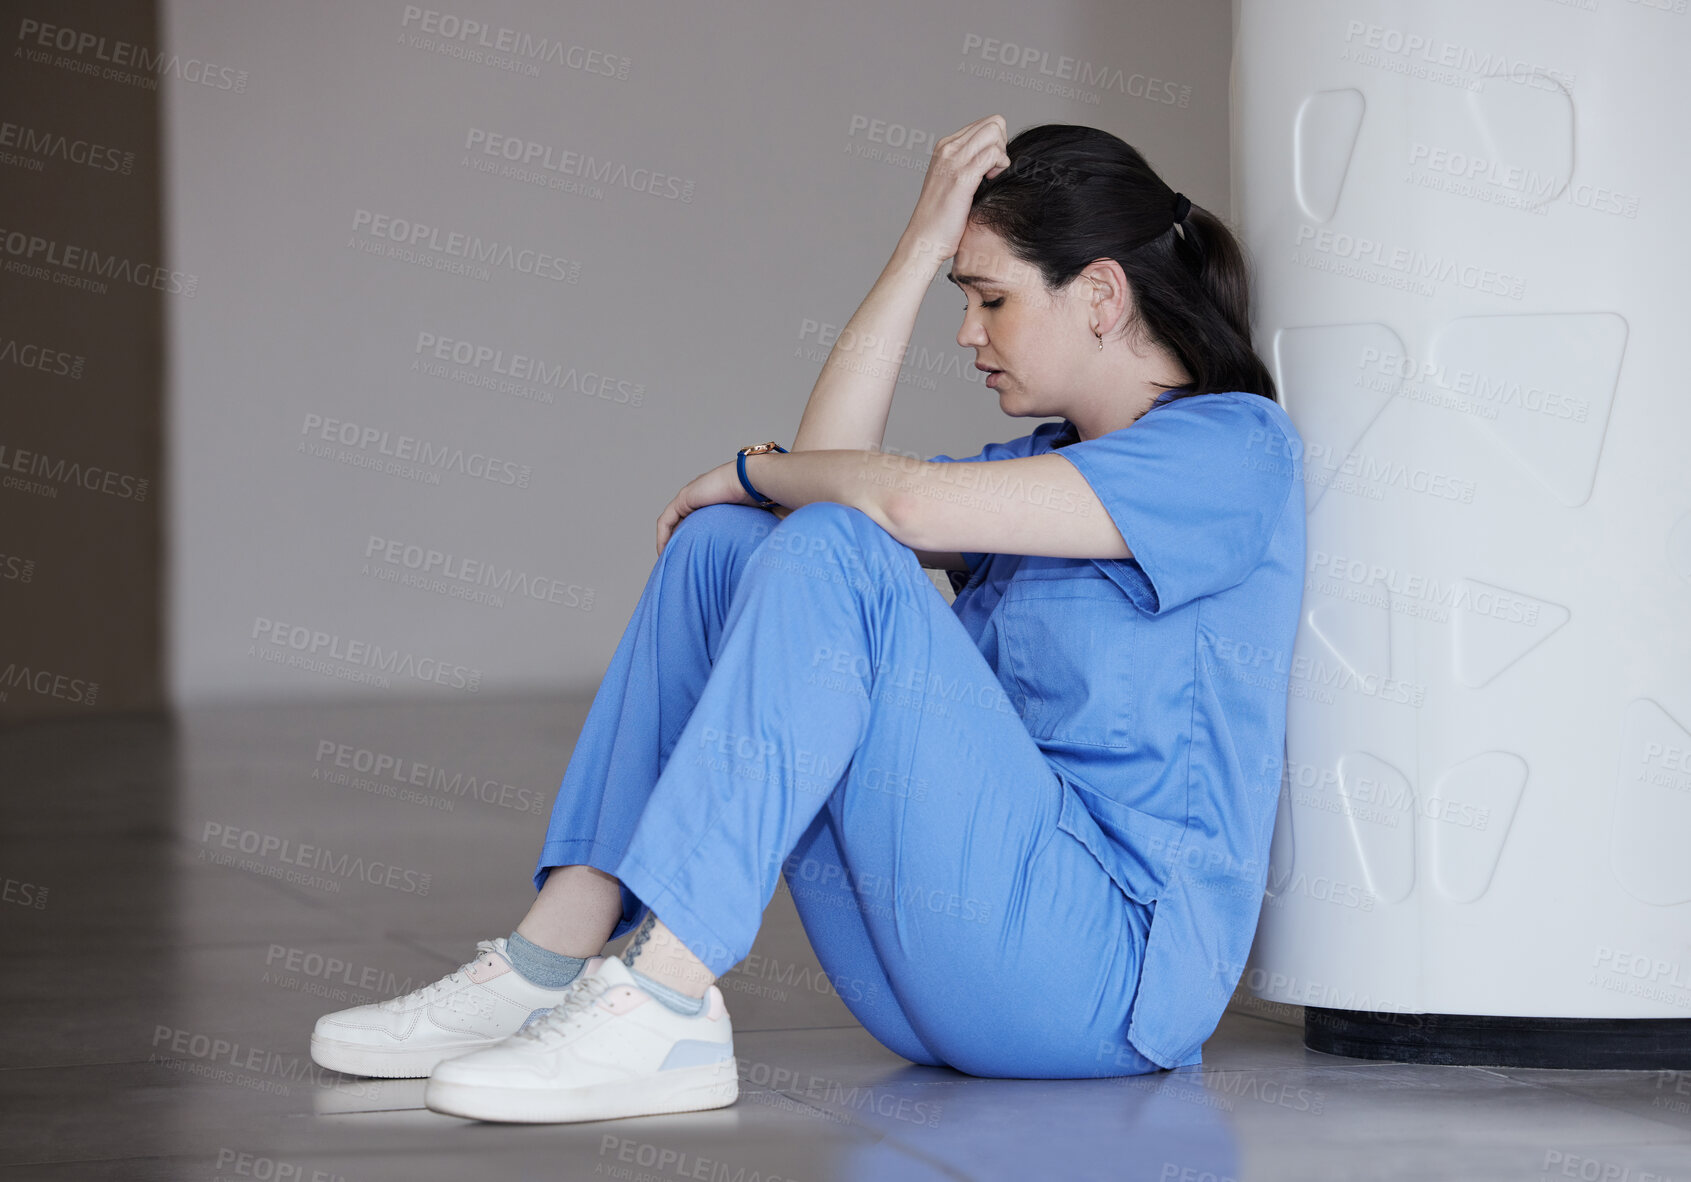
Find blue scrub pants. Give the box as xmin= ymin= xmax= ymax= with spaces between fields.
xmin=532 ymin=500 xmax=1159 ymax=1078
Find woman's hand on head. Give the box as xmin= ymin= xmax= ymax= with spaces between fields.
xmin=901 ymin=115 xmax=1010 ymax=269
xmin=656 ymin=460 xmax=771 ymax=555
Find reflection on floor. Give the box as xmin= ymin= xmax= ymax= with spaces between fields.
xmin=2 ymin=699 xmax=1688 ymax=1182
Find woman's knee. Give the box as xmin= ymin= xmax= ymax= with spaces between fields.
xmin=668 ymin=503 xmax=779 ymax=556
xmin=765 ymin=501 xmax=923 ymax=586
xmin=776 ymin=500 xmax=885 ymax=540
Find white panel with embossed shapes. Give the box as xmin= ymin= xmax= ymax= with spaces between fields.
xmin=1431 ymin=313 xmax=1628 ymax=506
xmin=1280 ymin=713 xmax=1361 ymax=895
xmin=1305 ymin=600 xmax=1390 ymax=688
xmin=1305 ymin=485 xmax=1394 ymax=684
xmin=1336 ymin=751 xmax=1415 ymax=904
xmin=1668 ymin=514 xmax=1691 ymax=582
xmin=1294 ymin=89 xmax=1365 ymax=222
xmin=1611 ymin=699 xmax=1691 ymax=907
xmin=1427 ymin=752 xmax=1529 ymax=904
xmin=1238 ymin=0 xmax=1689 ymax=1019
xmin=1450 ymin=577 xmax=1570 ymax=688
xmin=1267 ymin=778 xmax=1295 ymax=895
xmin=1462 ymin=73 xmax=1574 ymax=211
xmin=1273 ymin=323 xmax=1402 ymax=515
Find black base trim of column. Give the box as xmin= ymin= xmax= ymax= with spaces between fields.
xmin=1303 ymin=1007 xmax=1691 ymax=1069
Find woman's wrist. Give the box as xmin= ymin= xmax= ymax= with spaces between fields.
xmin=892 ymin=232 xmax=945 ymax=281
xmin=736 ymin=448 xmax=780 ymax=508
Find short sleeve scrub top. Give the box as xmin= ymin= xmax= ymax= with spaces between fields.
xmin=927 ymin=387 xmax=1307 ymax=1069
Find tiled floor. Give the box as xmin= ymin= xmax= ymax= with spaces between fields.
xmin=3 ymin=700 xmax=1689 ymax=1181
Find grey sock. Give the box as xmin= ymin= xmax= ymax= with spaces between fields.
xmin=625 ymin=960 xmax=707 ymax=1016
xmin=504 ymin=930 xmax=588 ymax=989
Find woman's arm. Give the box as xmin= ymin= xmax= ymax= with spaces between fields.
xmin=778 ymin=279 xmax=974 ymax=567
xmin=788 ymin=116 xmax=1010 ymax=457
xmin=787 ymin=237 xmax=941 ymax=454
xmin=781 ymin=115 xmax=1007 ymax=577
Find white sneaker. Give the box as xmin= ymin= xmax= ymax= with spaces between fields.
xmin=310 ymin=938 xmax=604 ymax=1078
xmin=422 ymin=954 xmax=738 ymax=1123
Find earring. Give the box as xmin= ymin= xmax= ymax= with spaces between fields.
xmin=1094 ymin=328 xmax=1103 ymax=351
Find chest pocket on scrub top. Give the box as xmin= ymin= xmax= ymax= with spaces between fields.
xmin=995 ymin=577 xmax=1136 ymax=748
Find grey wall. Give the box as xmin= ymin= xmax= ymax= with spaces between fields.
xmin=4 ymin=0 xmax=1235 ymax=716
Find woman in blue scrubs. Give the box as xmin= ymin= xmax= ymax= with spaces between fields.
xmin=312 ymin=116 xmax=1306 ymax=1124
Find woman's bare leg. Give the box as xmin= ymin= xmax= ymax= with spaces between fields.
xmin=518 ymin=867 xmax=716 ymax=997
xmin=620 ymin=913 xmax=714 ymax=998
xmin=515 ymin=864 xmax=625 ymax=958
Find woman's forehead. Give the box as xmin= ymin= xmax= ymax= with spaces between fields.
xmin=949 ymin=243 xmax=1040 ymax=290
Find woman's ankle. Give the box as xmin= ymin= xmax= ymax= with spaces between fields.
xmin=504 ymin=929 xmax=588 ymax=988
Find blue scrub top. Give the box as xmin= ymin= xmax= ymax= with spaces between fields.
xmin=928 ymin=388 xmax=1306 ymax=1069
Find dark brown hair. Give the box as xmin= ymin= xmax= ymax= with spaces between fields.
xmin=968 ymin=123 xmax=1277 ymax=407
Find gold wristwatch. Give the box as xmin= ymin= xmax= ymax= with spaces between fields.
xmin=736 ymin=441 xmax=788 ymax=508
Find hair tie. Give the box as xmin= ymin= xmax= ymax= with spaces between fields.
xmin=1170 ymin=191 xmax=1191 ymax=226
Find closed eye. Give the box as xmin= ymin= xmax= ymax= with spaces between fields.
xmin=964 ymin=298 xmax=1005 ymax=310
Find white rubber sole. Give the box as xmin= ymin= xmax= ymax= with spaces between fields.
xmin=310 ymin=1032 xmax=499 ymax=1078
xmin=423 ymin=1057 xmax=740 ymax=1123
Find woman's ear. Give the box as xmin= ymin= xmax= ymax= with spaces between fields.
xmin=1080 ymin=259 xmax=1131 ymax=340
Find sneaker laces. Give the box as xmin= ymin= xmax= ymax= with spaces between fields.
xmin=510 ymin=972 xmax=614 ymax=1045
xmin=377 ymin=938 xmax=505 ymax=1012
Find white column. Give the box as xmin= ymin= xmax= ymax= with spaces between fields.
xmin=1235 ymin=0 xmax=1691 ymax=1018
